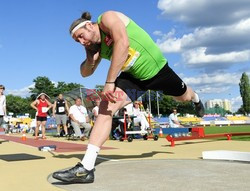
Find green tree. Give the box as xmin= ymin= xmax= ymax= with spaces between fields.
xmin=29 ymin=76 xmax=83 ymax=100
xmin=236 ymin=105 xmax=245 ymax=114
xmin=239 ymin=72 xmax=250 ymax=114
xmin=147 ymin=92 xmax=177 ymax=116
xmin=205 ymin=104 xmax=227 ymax=116
xmin=95 ymin=85 xmax=104 ymax=92
xmin=29 ymin=76 xmax=56 ymax=100
xmin=6 ymin=95 xmax=35 ymax=117
xmin=140 ymin=91 xmax=196 ymax=116
xmin=177 ymin=101 xmax=195 ymax=116
xmin=56 ymin=82 xmax=83 ymax=96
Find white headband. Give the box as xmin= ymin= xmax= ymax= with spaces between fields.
xmin=71 ymin=20 xmax=91 ymax=36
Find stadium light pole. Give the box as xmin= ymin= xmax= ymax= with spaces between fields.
xmin=156 ymin=91 xmax=160 ymax=117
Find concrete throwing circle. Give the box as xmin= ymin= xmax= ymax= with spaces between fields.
xmin=48 ymin=159 xmax=250 ymax=191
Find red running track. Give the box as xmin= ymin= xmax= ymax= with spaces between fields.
xmin=0 ymin=135 xmax=116 ymax=152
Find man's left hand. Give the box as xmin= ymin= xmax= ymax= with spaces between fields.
xmin=102 ymin=83 xmax=117 ymax=103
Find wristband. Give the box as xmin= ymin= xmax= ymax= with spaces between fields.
xmin=106 ymin=81 xmax=115 ymax=84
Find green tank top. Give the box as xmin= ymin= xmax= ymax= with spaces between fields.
xmin=97 ymin=15 xmax=167 ymax=80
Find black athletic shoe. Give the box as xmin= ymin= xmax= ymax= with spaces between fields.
xmin=194 ymin=100 xmax=205 ymax=117
xmin=52 ymin=162 xmax=94 ymax=183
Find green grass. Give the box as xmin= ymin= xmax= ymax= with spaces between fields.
xmin=204 ymin=125 xmax=250 ymax=141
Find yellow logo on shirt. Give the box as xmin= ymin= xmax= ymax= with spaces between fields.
xmin=122 ymin=47 xmax=140 ymax=71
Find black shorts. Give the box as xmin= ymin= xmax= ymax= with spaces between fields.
xmin=115 ymin=63 xmax=187 ymax=101
xmin=36 ymin=116 xmax=47 ymax=122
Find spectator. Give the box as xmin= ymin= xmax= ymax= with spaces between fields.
xmin=69 ymin=97 xmax=91 ymax=141
xmin=169 ymin=108 xmax=183 ymax=128
xmin=112 ymin=107 xmax=131 ymax=139
xmin=53 ymin=94 xmax=70 ymax=137
xmin=30 ymin=93 xmax=53 ymax=140
xmin=118 ymin=108 xmax=131 ymax=138
xmin=0 ymin=85 xmax=6 ymax=128
xmin=168 ymin=108 xmax=185 ymax=137
xmin=124 ymin=102 xmax=133 ymax=115
xmin=132 ymin=101 xmax=149 ymax=131
xmin=92 ymin=99 xmax=100 ymax=122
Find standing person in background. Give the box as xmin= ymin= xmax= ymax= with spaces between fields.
xmin=53 ymin=94 xmax=70 ymax=137
xmin=0 ymin=85 xmax=7 ymax=128
xmin=92 ymin=99 xmax=100 ymax=122
xmin=30 ymin=93 xmax=53 ymax=140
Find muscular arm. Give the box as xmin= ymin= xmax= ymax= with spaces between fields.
xmin=100 ymin=11 xmax=129 ymax=82
xmin=80 ymin=49 xmax=102 ymax=77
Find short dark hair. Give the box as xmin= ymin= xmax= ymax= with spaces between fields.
xmin=75 ymin=97 xmax=82 ymax=101
xmin=0 ymin=85 xmax=5 ymax=90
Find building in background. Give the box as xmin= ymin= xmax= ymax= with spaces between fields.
xmin=205 ymin=99 xmax=232 ymax=112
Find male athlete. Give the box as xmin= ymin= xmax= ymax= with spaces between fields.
xmin=53 ymin=11 xmax=204 ymax=183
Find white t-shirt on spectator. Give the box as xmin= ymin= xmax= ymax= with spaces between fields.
xmin=0 ymin=95 xmax=6 ymax=116
xmin=169 ymin=113 xmax=179 ymax=128
xmin=133 ymin=107 xmax=142 ymax=117
xmin=92 ymin=106 xmax=99 ymax=116
xmin=124 ymin=103 xmax=133 ymax=115
xmin=92 ymin=106 xmax=99 ymax=121
xmin=69 ymin=105 xmax=88 ymax=123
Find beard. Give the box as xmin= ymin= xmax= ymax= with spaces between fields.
xmin=86 ymin=43 xmax=101 ymax=53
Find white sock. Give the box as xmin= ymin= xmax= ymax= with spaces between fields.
xmin=81 ymin=144 xmax=100 ymax=170
xmin=192 ymin=92 xmax=200 ymax=103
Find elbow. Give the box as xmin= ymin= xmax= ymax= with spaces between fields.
xmin=80 ymin=62 xmax=93 ymax=77
xmin=122 ymin=35 xmax=129 ymax=49
xmin=116 ymin=38 xmax=129 ymax=54
xmin=81 ymin=70 xmax=92 ymax=78
xmin=122 ymin=40 xmax=129 ymax=53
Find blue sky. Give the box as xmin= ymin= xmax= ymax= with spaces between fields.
xmin=1 ymin=0 xmax=249 ymax=111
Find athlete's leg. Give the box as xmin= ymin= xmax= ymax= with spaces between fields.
xmin=88 ymin=87 xmax=131 ymax=146
xmin=173 ymin=86 xmax=204 ymax=117
xmin=52 ymin=87 xmax=131 ymax=183
xmin=142 ymin=64 xmax=204 ymax=117
xmin=35 ymin=121 xmax=41 ymax=138
xmin=173 ymin=86 xmax=197 ymax=102
xmin=80 ymin=88 xmax=131 ymax=170
xmin=41 ymin=121 xmax=46 ymax=138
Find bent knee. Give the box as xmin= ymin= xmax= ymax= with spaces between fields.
xmin=174 ymin=93 xmax=192 ymax=102
xmin=99 ymin=100 xmax=127 ymax=116
xmin=176 ymin=96 xmax=191 ymax=102
xmin=174 ymin=86 xmax=193 ymax=102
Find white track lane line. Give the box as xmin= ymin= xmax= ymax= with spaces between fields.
xmin=97 ymin=156 xmax=119 ymax=162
